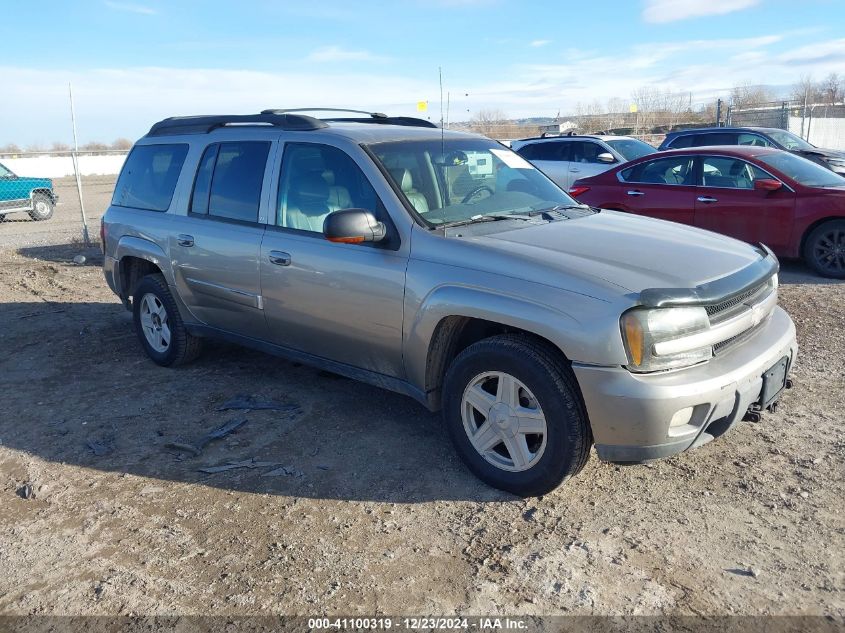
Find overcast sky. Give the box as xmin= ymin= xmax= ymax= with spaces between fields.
xmin=2 ymin=0 xmax=844 ymax=145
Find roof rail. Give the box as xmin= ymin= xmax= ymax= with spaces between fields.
xmin=146 ymin=112 xmax=328 ymax=136
xmin=261 ymin=107 xmax=389 ymax=118
xmin=262 ymin=108 xmax=438 ymax=129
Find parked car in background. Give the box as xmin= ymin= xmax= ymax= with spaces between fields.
xmin=659 ymin=126 xmax=845 ymax=176
xmin=0 ymin=161 xmax=57 ymax=222
xmin=511 ymin=134 xmax=657 ymax=189
xmin=569 ymin=146 xmax=845 ymax=277
xmin=102 ymin=109 xmax=796 ymax=496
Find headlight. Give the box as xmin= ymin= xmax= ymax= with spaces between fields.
xmin=621 ymin=306 xmax=712 ymax=372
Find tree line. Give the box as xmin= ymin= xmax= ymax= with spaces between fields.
xmin=0 ymin=139 xmax=134 ymax=155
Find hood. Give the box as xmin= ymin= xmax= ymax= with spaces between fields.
xmin=795 ymin=147 xmax=845 ymax=160
xmin=470 ymin=211 xmax=764 ymax=295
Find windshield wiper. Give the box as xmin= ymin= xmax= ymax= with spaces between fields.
xmin=437 ymin=214 xmax=530 ymax=229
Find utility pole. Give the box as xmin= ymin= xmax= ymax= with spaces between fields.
xmin=715 ymin=98 xmax=722 ymax=126
xmin=69 ymin=82 xmax=91 ymax=247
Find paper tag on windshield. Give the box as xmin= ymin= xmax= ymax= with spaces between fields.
xmin=491 ymin=148 xmax=533 ymax=169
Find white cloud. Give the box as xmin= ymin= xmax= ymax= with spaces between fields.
xmin=103 ymin=1 xmax=156 ymax=15
xmin=530 ymin=40 xmax=551 ymax=48
xmin=642 ymin=0 xmax=760 ymax=23
xmin=305 ymin=46 xmax=389 ymax=63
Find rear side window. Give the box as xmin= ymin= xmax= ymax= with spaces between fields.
xmin=112 ymin=144 xmax=188 ymax=211
xmin=517 ymin=141 xmax=569 ymax=161
xmin=666 ymin=135 xmax=693 ymax=149
xmin=190 ymin=141 xmax=270 ymax=223
xmin=694 ymin=132 xmax=738 ymax=146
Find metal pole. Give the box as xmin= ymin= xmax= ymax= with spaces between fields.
xmin=68 ymin=82 xmax=91 ymax=247
xmin=801 ymin=91 xmax=808 ymax=138
xmin=715 ymin=98 xmax=722 ymax=126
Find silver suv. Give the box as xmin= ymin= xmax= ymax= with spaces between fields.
xmin=511 ymin=134 xmax=657 ymax=189
xmin=102 ymin=109 xmax=797 ymax=496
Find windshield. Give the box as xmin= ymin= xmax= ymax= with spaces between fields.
xmin=368 ymin=138 xmax=580 ymax=226
xmin=0 ymin=162 xmax=14 ymax=178
xmin=766 ymin=129 xmax=815 ymax=151
xmin=605 ymin=138 xmax=657 ymax=161
xmin=759 ymin=151 xmax=845 ymax=188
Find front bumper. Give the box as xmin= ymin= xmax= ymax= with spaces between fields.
xmin=573 ymin=306 xmax=797 ymax=462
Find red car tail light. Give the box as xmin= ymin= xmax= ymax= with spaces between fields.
xmin=100 ymin=222 xmax=106 ymax=254
xmin=569 ymin=185 xmax=590 ymax=198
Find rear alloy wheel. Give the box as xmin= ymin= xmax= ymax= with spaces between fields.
xmin=132 ymin=273 xmax=202 ymax=366
xmin=804 ymin=220 xmax=845 ymax=279
xmin=28 ymin=193 xmax=54 ymax=221
xmin=442 ymin=334 xmax=591 ymax=496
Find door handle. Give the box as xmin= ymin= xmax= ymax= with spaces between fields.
xmin=697 ymin=196 xmax=718 ymax=203
xmin=626 ymin=190 xmax=644 ymax=196
xmin=177 ymin=234 xmax=194 ymax=247
xmin=268 ymin=250 xmax=291 ymax=266
xmin=570 ymin=168 xmax=580 ymax=173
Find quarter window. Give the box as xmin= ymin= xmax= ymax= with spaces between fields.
xmin=112 ymin=143 xmax=188 ymax=212
xmin=621 ymin=155 xmax=695 ymax=185
xmin=189 ymin=141 xmax=270 ymax=223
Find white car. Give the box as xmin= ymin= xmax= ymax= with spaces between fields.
xmin=511 ymin=134 xmax=657 ymax=189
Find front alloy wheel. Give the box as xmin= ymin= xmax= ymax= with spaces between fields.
xmin=462 ymin=371 xmax=548 ymax=472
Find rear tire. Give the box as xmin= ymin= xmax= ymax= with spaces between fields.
xmin=132 ymin=273 xmax=202 ymax=366
xmin=803 ymin=220 xmax=845 ymax=279
xmin=28 ymin=193 xmax=54 ymax=221
xmin=442 ymin=334 xmax=591 ymax=496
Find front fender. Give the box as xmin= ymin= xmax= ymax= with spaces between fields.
xmin=404 ymin=283 xmax=623 ymax=394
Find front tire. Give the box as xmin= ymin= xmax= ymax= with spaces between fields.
xmin=804 ymin=220 xmax=845 ymax=279
xmin=442 ymin=334 xmax=591 ymax=496
xmin=132 ymin=274 xmax=202 ymax=366
xmin=28 ymin=193 xmax=54 ymax=221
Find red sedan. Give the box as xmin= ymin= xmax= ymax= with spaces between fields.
xmin=569 ymin=146 xmax=845 ymax=277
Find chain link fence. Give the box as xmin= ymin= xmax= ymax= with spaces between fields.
xmin=0 ymin=148 xmax=125 ymax=249
xmin=727 ymin=100 xmax=845 ymax=149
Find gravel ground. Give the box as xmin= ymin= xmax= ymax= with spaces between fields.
xmin=0 ymin=227 xmax=842 ymax=616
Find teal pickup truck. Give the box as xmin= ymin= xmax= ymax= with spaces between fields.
xmin=0 ymin=161 xmax=58 ymax=221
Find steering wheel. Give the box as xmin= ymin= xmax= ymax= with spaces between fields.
xmin=461 ymin=185 xmax=494 ymax=204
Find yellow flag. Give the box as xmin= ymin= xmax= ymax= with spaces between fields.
xmin=417 ymin=101 xmax=428 ymax=112
xmin=629 ymin=103 xmax=638 ymax=113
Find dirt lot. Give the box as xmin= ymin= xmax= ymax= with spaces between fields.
xmin=0 ymin=204 xmax=843 ymax=616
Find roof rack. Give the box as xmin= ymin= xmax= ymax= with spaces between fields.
xmin=147 ymin=112 xmax=328 ymax=136
xmin=262 ymin=108 xmax=438 ymax=129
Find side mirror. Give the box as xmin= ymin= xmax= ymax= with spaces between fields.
xmin=597 ymin=152 xmax=616 ymax=164
xmin=323 ymin=208 xmax=386 ymax=244
xmin=754 ymin=178 xmax=783 ymax=192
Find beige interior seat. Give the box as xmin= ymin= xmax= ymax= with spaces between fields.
xmin=390 ymin=168 xmax=429 ymax=214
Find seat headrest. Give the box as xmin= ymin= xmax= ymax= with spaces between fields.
xmin=321 ymin=170 xmax=336 ymax=186
xmin=293 ymin=172 xmax=329 ymax=203
xmin=389 ymin=168 xmax=414 ymax=192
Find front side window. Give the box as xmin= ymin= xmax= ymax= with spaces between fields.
xmin=570 ymin=141 xmax=609 ymax=164
xmin=621 ymin=155 xmax=695 ymax=185
xmin=277 ymin=143 xmax=381 ymax=233
xmin=113 ymin=143 xmax=188 ymax=212
xmin=370 ymin=138 xmax=581 ymax=227
xmin=0 ymin=163 xmax=14 ymax=178
xmin=700 ymin=156 xmax=768 ymax=189
xmin=759 ymin=152 xmax=845 ymax=188
xmin=737 ymin=133 xmax=772 ymax=148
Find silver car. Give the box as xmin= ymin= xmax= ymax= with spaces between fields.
xmin=102 ymin=109 xmax=797 ymax=496
xmin=511 ymin=134 xmax=657 ymax=189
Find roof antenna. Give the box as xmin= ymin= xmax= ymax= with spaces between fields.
xmin=439 ymin=66 xmax=445 ymax=156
